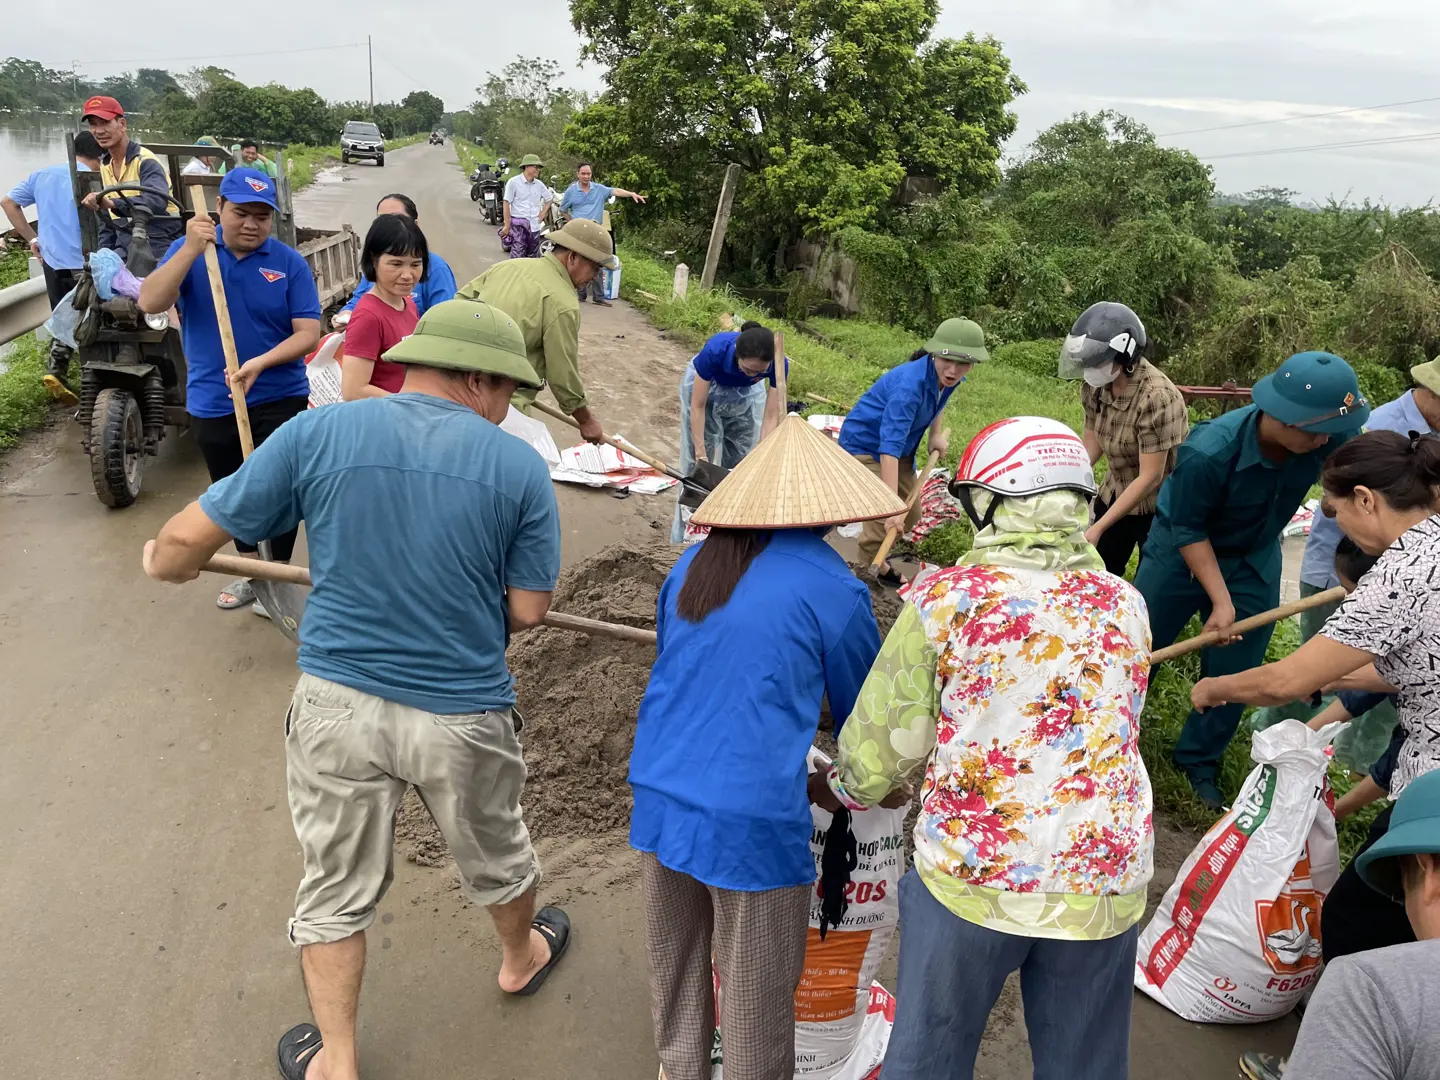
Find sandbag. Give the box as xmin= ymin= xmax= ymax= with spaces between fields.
xmin=305 ymin=331 xmax=345 ymax=407
xmin=712 ymin=748 xmax=905 ymax=1079
xmin=1135 ymin=720 xmax=1340 ymax=1023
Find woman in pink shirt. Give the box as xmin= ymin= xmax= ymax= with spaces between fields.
xmin=341 ymin=214 xmax=427 ymax=399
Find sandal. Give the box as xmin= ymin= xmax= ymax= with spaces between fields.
xmin=217 ymin=578 xmax=255 ymax=609
xmin=276 ymin=1023 xmax=322 ymax=1080
xmin=511 ymin=905 xmax=572 ymax=996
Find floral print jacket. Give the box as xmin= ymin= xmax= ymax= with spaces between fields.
xmin=832 ymin=564 xmax=1155 ymax=940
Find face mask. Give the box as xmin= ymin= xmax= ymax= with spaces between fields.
xmin=1083 ymin=365 xmax=1119 ymax=388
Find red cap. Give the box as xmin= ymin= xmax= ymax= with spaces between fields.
xmin=81 ymin=96 xmax=124 ymax=121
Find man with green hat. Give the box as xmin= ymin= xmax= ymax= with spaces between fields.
xmin=140 ymin=298 xmax=573 ymax=1080
xmin=501 ymin=153 xmax=553 ymax=258
xmin=1136 ymin=350 xmax=1370 ymax=809
xmin=838 ymin=317 xmax=987 ymax=583
xmin=1242 ymin=768 xmax=1440 ymax=1080
xmin=458 ymin=217 xmax=619 ymax=443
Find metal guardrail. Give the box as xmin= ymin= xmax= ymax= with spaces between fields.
xmin=0 ymin=258 xmax=49 ymax=347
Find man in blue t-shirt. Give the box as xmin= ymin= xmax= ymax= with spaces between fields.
xmin=558 ymin=162 xmax=645 ymax=305
xmin=141 ymin=299 xmax=571 ymax=1080
xmin=140 ymin=167 xmax=322 ymax=612
xmin=2 ymin=130 xmax=105 ymax=401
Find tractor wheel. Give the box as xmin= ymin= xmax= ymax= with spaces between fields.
xmin=90 ymin=388 xmax=144 ymax=508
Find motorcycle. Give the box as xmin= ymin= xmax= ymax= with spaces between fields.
xmin=474 ymin=168 xmax=504 ymax=225
xmin=71 ymin=181 xmax=190 ymax=507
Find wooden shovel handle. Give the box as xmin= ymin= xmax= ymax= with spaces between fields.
xmin=529 ymin=399 xmax=685 ymax=480
xmin=1149 ymin=586 xmax=1348 ymax=664
xmin=189 ymin=183 xmax=254 ymax=458
xmin=197 ymin=555 xmax=658 ymax=644
xmin=871 ymin=439 xmax=947 ymax=569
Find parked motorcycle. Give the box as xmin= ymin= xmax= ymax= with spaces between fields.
xmin=72 ymin=180 xmax=190 ymax=507
xmin=474 ymin=166 xmax=504 ymax=226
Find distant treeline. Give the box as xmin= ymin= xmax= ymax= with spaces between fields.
xmin=0 ymin=56 xmax=445 ymax=146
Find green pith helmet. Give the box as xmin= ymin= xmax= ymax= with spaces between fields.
xmin=520 ymin=153 xmax=544 ymax=167
xmin=1411 ymin=355 xmax=1440 ymax=397
xmin=924 ymin=318 xmax=989 ymax=363
xmin=1356 ymin=769 xmax=1440 ymax=899
xmin=382 ymin=299 xmax=542 ymax=388
xmin=1250 ymin=351 xmax=1370 ymax=434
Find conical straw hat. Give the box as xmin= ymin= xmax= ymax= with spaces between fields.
xmin=690 ymin=414 xmax=908 ymax=529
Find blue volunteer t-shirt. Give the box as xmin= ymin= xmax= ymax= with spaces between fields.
xmin=6 ymin=162 xmax=90 ymax=271
xmin=838 ymin=355 xmax=954 ymax=461
xmin=692 ymin=330 xmax=788 ymax=388
xmin=163 ymin=228 xmax=321 ymax=418
xmin=628 ymin=529 xmax=881 ymax=891
xmin=560 ymin=181 xmax=612 ymax=222
xmin=199 ymin=394 xmax=562 ymax=713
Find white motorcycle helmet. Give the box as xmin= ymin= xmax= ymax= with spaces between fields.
xmin=950 ymin=416 xmax=1097 ymax=531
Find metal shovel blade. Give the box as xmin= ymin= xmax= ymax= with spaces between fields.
xmin=679 ymin=460 xmax=730 ymax=509
xmin=250 ymin=580 xmax=309 ymax=643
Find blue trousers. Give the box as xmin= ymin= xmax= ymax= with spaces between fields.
xmin=882 ymin=871 xmax=1139 ymax=1080
xmin=1134 ymin=555 xmax=1278 ymax=782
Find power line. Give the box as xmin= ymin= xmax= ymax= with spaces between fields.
xmin=375 ymin=52 xmax=428 ymax=93
xmin=74 ymin=42 xmax=365 ymax=67
xmin=1200 ymin=129 xmax=1440 ymax=162
xmin=1158 ymin=94 xmax=1440 ymax=139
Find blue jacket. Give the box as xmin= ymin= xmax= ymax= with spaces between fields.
xmin=838 ymin=355 xmax=954 ymax=461
xmin=342 ymin=250 xmax=458 ymax=316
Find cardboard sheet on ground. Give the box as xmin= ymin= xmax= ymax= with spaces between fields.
xmin=550 ymin=439 xmax=678 ymax=494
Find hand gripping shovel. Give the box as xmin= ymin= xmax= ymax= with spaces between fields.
xmin=191 ymin=182 xmax=307 ymax=642
xmin=528 ymin=399 xmax=725 ymax=500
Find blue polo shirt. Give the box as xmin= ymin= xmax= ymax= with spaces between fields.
xmin=1300 ymin=391 xmax=1434 ymax=588
xmin=691 ymin=330 xmax=787 ymax=388
xmin=199 ymin=394 xmax=562 ymax=714
xmin=6 ymin=163 xmax=90 ymax=271
xmin=628 ymin=529 xmax=881 ymax=891
xmin=162 ymin=229 xmax=321 ymax=418
xmin=1143 ymin=404 xmax=1353 ymax=586
xmin=839 ymin=355 xmax=955 ymax=461
xmin=559 ymin=181 xmax=612 ymax=222
xmin=341 ymin=250 xmax=458 ymax=316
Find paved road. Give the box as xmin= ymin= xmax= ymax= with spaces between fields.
xmin=0 ymin=142 xmax=1299 ymax=1079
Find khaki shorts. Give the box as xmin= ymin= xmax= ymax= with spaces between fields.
xmin=284 ymin=672 xmax=540 ymax=946
xmin=853 ymin=454 xmax=920 ymax=565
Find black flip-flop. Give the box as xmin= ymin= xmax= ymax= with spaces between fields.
xmin=512 ymin=905 xmax=572 ymax=996
xmin=277 ymin=1022 xmax=322 ymax=1080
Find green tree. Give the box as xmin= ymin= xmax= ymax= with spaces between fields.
xmin=562 ymin=0 xmax=1023 ymax=276
xmin=401 ymin=90 xmax=445 ymax=132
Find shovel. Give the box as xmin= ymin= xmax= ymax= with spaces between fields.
xmin=197 ymin=553 xmax=658 ymax=645
xmin=529 ymin=399 xmax=723 ymax=500
xmin=191 ymin=181 xmax=301 ymax=640
xmin=871 ymin=432 xmax=949 ymax=570
xmin=1149 ymin=586 xmax=1347 ymax=665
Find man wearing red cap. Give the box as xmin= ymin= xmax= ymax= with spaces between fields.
xmin=79 ymin=95 xmax=182 ymax=264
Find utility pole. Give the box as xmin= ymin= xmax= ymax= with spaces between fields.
xmin=368 ymin=36 xmax=374 ymax=117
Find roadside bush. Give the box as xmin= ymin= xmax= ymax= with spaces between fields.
xmin=991 ymin=339 xmax=1062 ymax=380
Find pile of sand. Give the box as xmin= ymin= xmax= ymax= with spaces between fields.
xmin=395 ymin=543 xmax=908 ymax=866
xmin=396 ymin=541 xmax=677 ymax=864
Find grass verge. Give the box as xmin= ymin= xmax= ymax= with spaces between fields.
xmin=0 ymin=333 xmax=58 ymax=450
xmin=615 ymin=241 xmax=1377 ymax=856
xmin=453 ymin=137 xmax=504 ymax=178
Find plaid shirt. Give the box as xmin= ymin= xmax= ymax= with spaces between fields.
xmin=1082 ymin=360 xmax=1188 ymax=515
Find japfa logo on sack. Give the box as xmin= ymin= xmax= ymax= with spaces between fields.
xmin=1133 ymin=721 xmax=1342 ymax=1025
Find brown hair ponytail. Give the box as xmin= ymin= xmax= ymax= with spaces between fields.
xmin=675 ymin=529 xmax=772 ymax=622
xmin=1322 ymin=430 xmax=1440 ymax=511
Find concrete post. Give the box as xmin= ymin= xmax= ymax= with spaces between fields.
xmin=673 ymin=263 xmax=689 ymax=300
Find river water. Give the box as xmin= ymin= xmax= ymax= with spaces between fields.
xmin=0 ymin=115 xmax=75 ymax=189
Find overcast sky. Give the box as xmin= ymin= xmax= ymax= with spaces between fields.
xmin=11 ymin=0 xmax=1440 ymax=206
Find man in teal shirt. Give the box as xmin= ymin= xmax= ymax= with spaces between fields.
xmin=1136 ymin=351 xmax=1370 ymax=809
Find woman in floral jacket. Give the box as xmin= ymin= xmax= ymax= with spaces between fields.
xmin=813 ymin=416 xmax=1155 ymax=1080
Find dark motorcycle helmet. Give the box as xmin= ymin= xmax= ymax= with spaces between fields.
xmin=1058 ymin=302 xmax=1147 ymax=380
